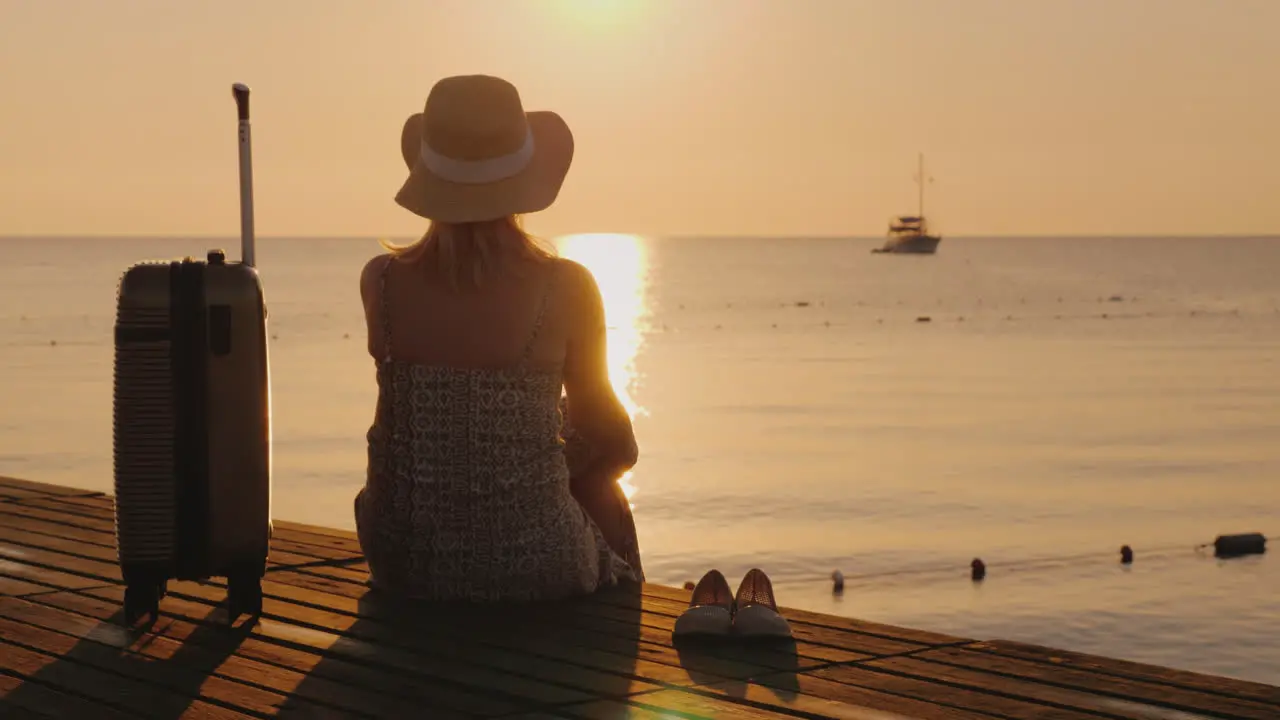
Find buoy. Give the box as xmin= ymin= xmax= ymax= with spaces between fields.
xmin=824 ymin=568 xmax=844 ymax=591
xmin=1120 ymin=545 xmax=1134 ymax=564
xmin=796 ymin=301 xmax=810 ymax=308
xmin=916 ymin=316 xmax=931 ymax=323
xmin=970 ymin=558 xmax=986 ymax=581
xmin=1213 ymin=533 xmax=1267 ymax=558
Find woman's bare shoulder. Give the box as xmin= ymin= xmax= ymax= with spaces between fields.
xmin=551 ymin=257 xmax=601 ymax=299
xmin=548 ymin=258 xmax=604 ymax=332
xmin=359 ymin=253 xmax=394 ymax=304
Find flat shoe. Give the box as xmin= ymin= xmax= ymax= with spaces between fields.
xmin=731 ymin=568 xmax=791 ymax=638
xmin=673 ymin=569 xmax=734 ymax=637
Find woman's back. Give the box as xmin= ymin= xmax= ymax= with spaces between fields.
xmin=355 ymin=236 xmax=638 ymax=602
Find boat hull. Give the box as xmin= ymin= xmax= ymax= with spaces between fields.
xmin=872 ymin=234 xmax=941 ymax=254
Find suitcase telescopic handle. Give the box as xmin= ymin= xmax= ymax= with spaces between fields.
xmin=232 ymin=83 xmax=256 ymax=268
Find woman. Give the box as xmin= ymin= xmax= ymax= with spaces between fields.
xmin=354 ymin=74 xmax=643 ymax=602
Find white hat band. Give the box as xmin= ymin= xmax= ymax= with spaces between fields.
xmin=420 ymin=126 xmax=535 ymax=185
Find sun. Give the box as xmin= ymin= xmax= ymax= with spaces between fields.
xmin=552 ymin=0 xmax=642 ymax=24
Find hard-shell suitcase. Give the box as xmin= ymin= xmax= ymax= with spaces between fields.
xmin=112 ymin=83 xmax=271 ymax=624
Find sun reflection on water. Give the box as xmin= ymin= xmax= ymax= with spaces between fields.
xmin=554 ymin=233 xmax=649 ymax=501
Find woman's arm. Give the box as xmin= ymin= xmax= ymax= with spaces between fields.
xmin=561 ymin=261 xmax=638 ymax=471
xmin=360 ymin=254 xmax=392 ymax=360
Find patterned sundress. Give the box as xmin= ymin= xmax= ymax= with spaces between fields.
xmin=354 ymin=259 xmax=642 ymax=602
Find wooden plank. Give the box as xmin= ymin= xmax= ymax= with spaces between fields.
xmin=83 ymin=583 xmax=651 ymax=708
xmin=274 ymin=518 xmax=364 ymax=542
xmin=20 ymin=494 xmax=362 ymax=559
xmin=0 ymin=476 xmax=102 ymax=498
xmin=0 ymin=508 xmax=117 ymax=549
xmin=0 ymin=576 xmax=51 ymax=597
xmin=264 ymin=548 xmax=369 ymax=583
xmin=0 ymin=523 xmax=763 ymax=691
xmin=0 ymin=504 xmax=367 ymax=585
xmin=0 ymin=499 xmax=117 ymax=534
xmin=908 ymin=646 xmax=1278 ymax=720
xmin=266 ymin=536 xmax=361 ymax=563
xmin=160 ymin=578 xmax=757 ymax=689
xmin=865 ymin=654 xmax=1234 ymax=720
xmin=22 ymin=493 xmax=115 ymax=510
xmin=0 ymin=524 xmax=118 ymax=565
xmin=24 ymin=589 xmax=521 ymax=717
xmin=0 ymin=487 xmax=60 ymax=502
xmin=0 ymin=594 xmax=468 ymax=719
xmin=0 ymin=557 xmax=112 ymax=592
xmin=803 ymin=662 xmax=1107 ymax=720
xmin=0 ymin=609 xmax=344 ymax=718
xmin=561 ymin=690 xmax=809 ymax=720
xmin=0 ymin=628 xmax=251 ymax=719
xmin=6 ymin=508 xmax=831 ymax=676
xmin=262 ymin=566 xmax=859 ymax=671
xmin=0 ymin=672 xmax=139 ymax=720
xmin=0 ymin=702 xmax=56 ymax=720
xmin=696 ymin=672 xmax=998 ymax=720
xmin=970 ymin=640 xmax=1280 ymax=707
xmin=244 ymin=572 xmax=780 ymax=682
xmin=254 ymin=561 xmax=879 ymax=666
xmin=0 ymin=540 xmax=121 ymax=584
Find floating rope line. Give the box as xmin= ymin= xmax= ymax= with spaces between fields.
xmin=827 ymin=533 xmax=1271 ymax=591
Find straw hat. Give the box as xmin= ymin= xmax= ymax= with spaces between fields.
xmin=394 ymin=75 xmax=574 ymax=223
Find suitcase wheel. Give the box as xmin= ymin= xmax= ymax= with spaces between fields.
xmin=123 ymin=580 xmax=166 ymax=626
xmin=226 ymin=574 xmax=263 ymax=624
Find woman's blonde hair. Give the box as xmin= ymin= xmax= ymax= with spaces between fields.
xmin=379 ymin=215 xmax=556 ymax=290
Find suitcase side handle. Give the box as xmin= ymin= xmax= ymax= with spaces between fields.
xmin=232 ymin=83 xmax=256 ymax=268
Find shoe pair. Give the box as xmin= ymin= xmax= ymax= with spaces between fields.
xmin=672 ymin=568 xmax=792 ymax=639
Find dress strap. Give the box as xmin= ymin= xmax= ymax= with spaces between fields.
xmin=379 ymin=256 xmax=394 ymax=362
xmin=517 ymin=263 xmax=559 ymax=367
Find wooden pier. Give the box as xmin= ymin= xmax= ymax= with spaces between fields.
xmin=1 ymin=475 xmax=1276 ymax=719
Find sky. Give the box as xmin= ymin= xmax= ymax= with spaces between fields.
xmin=1 ymin=0 xmax=1277 ymax=238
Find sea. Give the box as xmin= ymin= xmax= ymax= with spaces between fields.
xmin=1 ymin=234 xmax=1277 ymax=685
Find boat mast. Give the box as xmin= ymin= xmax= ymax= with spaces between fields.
xmin=917 ymin=152 xmax=925 ymax=220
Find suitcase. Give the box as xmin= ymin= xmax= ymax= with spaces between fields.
xmin=112 ymin=83 xmax=272 ymax=625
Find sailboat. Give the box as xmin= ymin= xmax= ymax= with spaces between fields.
xmin=872 ymin=153 xmax=941 ymax=254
